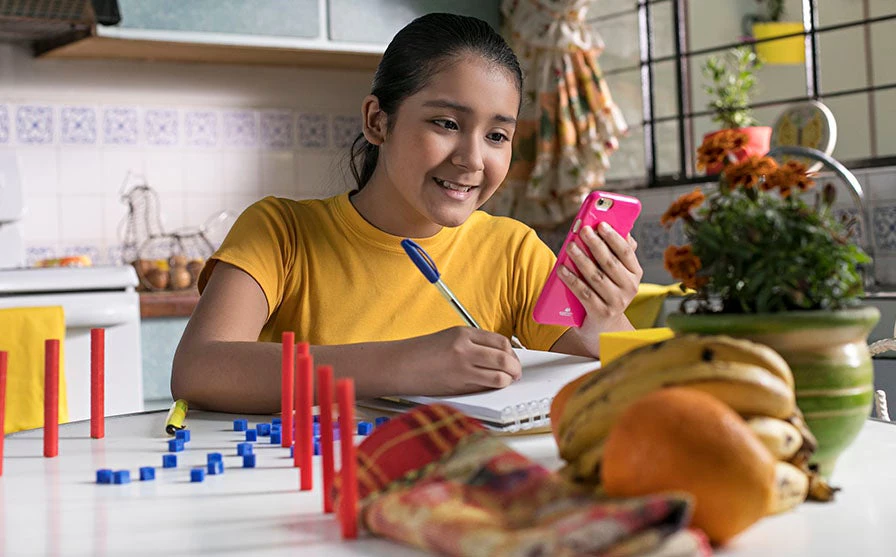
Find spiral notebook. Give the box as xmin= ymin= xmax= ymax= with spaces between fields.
xmin=359 ymin=349 xmax=600 ymax=433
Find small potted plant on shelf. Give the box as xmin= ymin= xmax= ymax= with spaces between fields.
xmin=661 ymin=135 xmax=878 ymax=479
xmin=745 ymin=0 xmax=805 ymax=65
xmin=701 ymin=47 xmax=770 ymax=174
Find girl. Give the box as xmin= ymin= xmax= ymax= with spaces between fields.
xmin=172 ymin=13 xmax=642 ymax=413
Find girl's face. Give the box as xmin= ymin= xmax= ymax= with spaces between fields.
xmin=354 ymin=55 xmax=520 ymax=238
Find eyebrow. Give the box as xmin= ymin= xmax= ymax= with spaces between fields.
xmin=421 ymin=99 xmax=517 ymax=125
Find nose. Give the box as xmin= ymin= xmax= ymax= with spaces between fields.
xmin=451 ymin=136 xmax=485 ymax=173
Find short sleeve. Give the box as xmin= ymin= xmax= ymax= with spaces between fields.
xmin=513 ymin=229 xmax=569 ymax=350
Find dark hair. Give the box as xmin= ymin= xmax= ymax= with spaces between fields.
xmin=349 ymin=12 xmax=523 ymax=190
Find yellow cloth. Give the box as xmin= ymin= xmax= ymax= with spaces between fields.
xmin=199 ymin=194 xmax=569 ymax=351
xmin=0 ymin=306 xmax=68 ymax=434
xmin=624 ymin=282 xmax=689 ymax=330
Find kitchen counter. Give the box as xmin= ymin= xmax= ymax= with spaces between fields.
xmin=139 ymin=290 xmax=200 ymax=319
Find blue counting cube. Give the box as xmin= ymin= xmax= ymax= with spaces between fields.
xmin=333 ymin=426 xmax=340 ymax=441
xmin=233 ymin=418 xmax=248 ymax=431
xmin=270 ymin=431 xmax=282 ymax=444
xmin=313 ymin=439 xmax=321 ymax=456
xmin=207 ymin=452 xmax=223 ymax=464
xmin=236 ymin=442 xmax=253 ymax=456
xmin=112 ymin=470 xmax=131 ymax=484
xmin=312 ymin=414 xmax=320 ymax=423
xmin=375 ymin=417 xmax=390 ymax=427
xmin=312 ymin=422 xmax=321 ymax=436
xmin=245 ymin=430 xmax=257 ymax=442
xmin=139 ymin=467 xmax=155 ymax=481
xmin=243 ymin=454 xmax=257 ymax=468
xmin=168 ymin=438 xmax=184 ymax=452
xmin=256 ymin=423 xmax=271 ymax=436
xmin=357 ymin=421 xmax=373 ymax=436
xmin=162 ymin=454 xmax=178 ymax=468
xmin=175 ymin=429 xmax=191 ymax=442
xmin=191 ymin=468 xmax=205 ymax=482
xmin=207 ymin=460 xmax=224 ymax=475
xmin=290 ymin=445 xmax=294 ymax=458
xmin=272 ymin=417 xmax=282 ymax=426
xmin=96 ymin=469 xmax=113 ymax=484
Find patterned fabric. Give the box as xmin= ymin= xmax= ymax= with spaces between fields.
xmin=483 ymin=0 xmax=629 ymax=229
xmin=334 ymin=404 xmax=712 ymax=557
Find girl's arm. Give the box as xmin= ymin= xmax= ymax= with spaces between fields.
xmin=171 ymin=262 xmax=522 ymax=413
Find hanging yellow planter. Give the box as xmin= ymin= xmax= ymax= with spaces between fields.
xmin=752 ymin=21 xmax=805 ymax=65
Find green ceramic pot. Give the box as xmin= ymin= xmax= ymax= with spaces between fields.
xmin=666 ymin=306 xmax=880 ymax=478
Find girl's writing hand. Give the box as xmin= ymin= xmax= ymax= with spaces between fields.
xmin=400 ymin=326 xmax=521 ymax=395
xmin=558 ymin=222 xmax=642 ymax=331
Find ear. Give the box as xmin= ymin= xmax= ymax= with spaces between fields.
xmin=361 ymin=94 xmax=388 ymax=146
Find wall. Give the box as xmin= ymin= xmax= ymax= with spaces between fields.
xmin=0 ymin=43 xmax=372 ymax=265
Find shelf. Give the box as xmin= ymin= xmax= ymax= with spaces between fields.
xmin=38 ymin=26 xmax=384 ymax=71
xmin=139 ymin=290 xmax=200 ymax=319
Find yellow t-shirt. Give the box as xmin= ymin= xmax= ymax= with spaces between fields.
xmin=199 ymin=193 xmax=568 ymax=350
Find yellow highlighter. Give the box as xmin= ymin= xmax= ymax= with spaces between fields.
xmin=165 ymin=399 xmax=189 ymax=435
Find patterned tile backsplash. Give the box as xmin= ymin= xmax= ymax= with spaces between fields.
xmin=2 ymin=101 xmax=362 ymax=266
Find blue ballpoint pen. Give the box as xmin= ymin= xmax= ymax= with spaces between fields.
xmin=401 ymin=238 xmax=523 ymax=349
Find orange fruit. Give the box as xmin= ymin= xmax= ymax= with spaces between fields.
xmin=550 ymin=372 xmax=592 ymax=442
xmin=601 ymin=387 xmax=776 ymax=545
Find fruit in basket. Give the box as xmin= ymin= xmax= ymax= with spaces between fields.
xmin=601 ymin=387 xmax=776 ymax=544
xmin=145 ymin=267 xmax=169 ymax=290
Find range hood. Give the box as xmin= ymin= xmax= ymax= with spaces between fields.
xmin=0 ymin=0 xmax=119 ymax=51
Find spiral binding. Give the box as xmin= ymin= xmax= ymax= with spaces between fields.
xmin=499 ymin=397 xmax=552 ymax=433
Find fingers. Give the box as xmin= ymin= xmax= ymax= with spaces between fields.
xmin=466 ymin=330 xmax=522 ymax=385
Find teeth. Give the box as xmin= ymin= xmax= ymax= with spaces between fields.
xmin=436 ymin=178 xmax=472 ymax=192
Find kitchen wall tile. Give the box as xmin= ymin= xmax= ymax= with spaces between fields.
xmin=221 ymin=150 xmax=261 ymax=194
xmin=331 ymin=114 xmax=361 ymax=150
xmin=17 ymin=147 xmax=58 ymax=194
xmin=184 ymin=194 xmax=228 ymax=239
xmin=59 ymin=194 xmax=105 ymax=239
xmin=184 ymin=110 xmax=218 ymax=147
xmin=260 ymin=151 xmax=296 ymax=197
xmin=633 ymin=218 xmax=670 ymax=263
xmin=260 ymin=110 xmax=294 ymax=150
xmin=60 ymin=241 xmax=102 ymax=263
xmin=0 ymin=104 xmax=11 ymax=144
xmin=25 ymin=245 xmax=56 ymax=266
xmin=16 ymin=105 xmax=54 ymax=145
xmin=102 ymin=107 xmax=139 ymax=145
xmin=874 ymin=205 xmax=896 ymax=252
xmin=144 ymin=151 xmax=185 ymax=193
xmin=295 ymin=150 xmax=350 ymax=200
xmin=60 ymin=106 xmax=97 ymax=145
xmin=105 ymin=244 xmax=125 ymax=266
xmin=22 ymin=194 xmax=59 ymax=242
xmin=297 ymin=113 xmax=329 ymax=149
xmin=833 ymin=207 xmax=866 ymax=248
xmin=225 ymin=192 xmax=261 ymax=215
xmin=144 ymin=108 xmax=180 ymax=147
xmin=222 ymin=110 xmax=258 ymax=147
xmin=101 ymin=149 xmax=145 ymax=195
xmin=182 ymin=151 xmax=223 ymax=195
xmin=869 ymin=168 xmax=896 ymax=202
xmin=105 ymin=194 xmax=129 ymax=245
xmin=59 ymin=148 xmax=103 ymax=194
xmin=154 ymin=190 xmax=186 ymax=232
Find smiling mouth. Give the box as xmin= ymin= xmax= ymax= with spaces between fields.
xmin=434 ymin=177 xmax=475 ymax=193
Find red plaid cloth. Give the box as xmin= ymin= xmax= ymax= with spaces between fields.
xmin=334 ymin=404 xmax=712 ymax=557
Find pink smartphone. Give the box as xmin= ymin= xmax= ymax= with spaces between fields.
xmin=532 ymin=190 xmax=642 ymax=327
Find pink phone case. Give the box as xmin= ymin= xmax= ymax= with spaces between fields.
xmin=532 ymin=191 xmax=642 ymax=327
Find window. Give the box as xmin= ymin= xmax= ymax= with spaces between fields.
xmin=593 ymin=0 xmax=896 ymax=187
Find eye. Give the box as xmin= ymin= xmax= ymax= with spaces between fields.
xmin=487 ymin=131 xmax=510 ymax=144
xmin=432 ymin=119 xmax=459 ymax=130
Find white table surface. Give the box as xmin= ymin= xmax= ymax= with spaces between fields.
xmin=3 ymin=411 xmax=896 ymax=557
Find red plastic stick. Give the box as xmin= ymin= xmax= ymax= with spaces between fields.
xmin=297 ymin=341 xmax=309 ymax=357
xmin=297 ymin=354 xmax=314 ymax=490
xmin=90 ymin=328 xmax=105 ymax=439
xmin=0 ymin=351 xmax=7 ymax=475
xmin=44 ymin=339 xmax=60 ymax=458
xmin=281 ymin=332 xmax=295 ymax=448
xmin=317 ymin=364 xmax=335 ymax=512
xmin=337 ymin=378 xmax=358 ymax=539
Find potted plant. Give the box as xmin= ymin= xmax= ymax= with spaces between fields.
xmin=701 ymin=47 xmax=771 ymax=174
xmin=661 ymin=136 xmax=879 ymax=479
xmin=745 ymin=0 xmax=805 ymax=65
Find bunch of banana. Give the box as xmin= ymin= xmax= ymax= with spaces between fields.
xmin=554 ymin=334 xmax=837 ymax=513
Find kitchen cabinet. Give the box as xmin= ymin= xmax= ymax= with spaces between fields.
xmin=139 ymin=291 xmax=198 ymax=407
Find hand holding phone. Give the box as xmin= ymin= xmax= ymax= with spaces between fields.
xmin=533 ymin=191 xmax=642 ymax=327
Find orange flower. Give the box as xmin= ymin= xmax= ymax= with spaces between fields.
xmin=696 ymin=130 xmax=749 ymax=171
xmin=764 ymin=160 xmax=816 ymax=198
xmin=723 ymin=156 xmax=778 ymax=190
xmin=661 ymin=187 xmax=706 ymax=227
xmin=664 ymin=245 xmax=708 ymax=290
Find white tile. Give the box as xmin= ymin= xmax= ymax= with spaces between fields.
xmin=225 ymin=193 xmax=260 ymax=215
xmin=154 ymin=191 xmax=186 ymax=232
xmin=17 ymin=147 xmax=58 ymax=194
xmin=221 ymin=150 xmax=261 ymax=195
xmin=105 ymin=193 xmax=130 ymax=244
xmin=59 ymin=194 xmax=105 ymax=239
xmin=145 ymin=150 xmax=185 ymax=193
xmin=295 ymin=151 xmax=348 ymax=200
xmin=260 ymin=151 xmax=296 ymax=197
xmin=184 ymin=194 xmax=227 ymax=232
xmin=58 ymin=147 xmax=103 ymax=194
xmin=21 ymin=194 xmax=59 ymax=242
xmin=101 ymin=148 xmax=145 ymax=195
xmin=182 ymin=151 xmax=223 ymax=195
xmin=870 ymin=170 xmax=896 ymax=203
